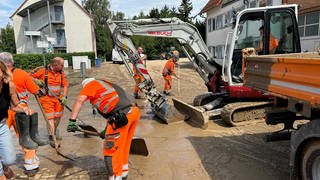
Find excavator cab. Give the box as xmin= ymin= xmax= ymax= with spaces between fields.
xmin=229 ymin=5 xmax=301 ymax=85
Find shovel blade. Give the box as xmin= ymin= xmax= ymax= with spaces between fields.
xmin=78 ymin=124 xmax=99 ymax=133
xmin=130 ymin=137 xmax=149 ymax=156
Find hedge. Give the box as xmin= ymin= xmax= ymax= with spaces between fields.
xmin=13 ymin=52 xmax=95 ymax=70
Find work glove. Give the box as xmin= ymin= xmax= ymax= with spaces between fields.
xmin=67 ymin=119 xmax=79 ymax=132
xmin=60 ymin=96 xmax=67 ymax=105
xmin=35 ymin=79 xmax=44 ymax=88
xmin=99 ymin=128 xmax=106 ymax=139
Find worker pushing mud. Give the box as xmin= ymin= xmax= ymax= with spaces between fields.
xmin=162 ymin=50 xmax=179 ymax=95
xmin=133 ymin=47 xmax=147 ymax=99
xmin=30 ymin=57 xmax=68 ymax=147
xmin=67 ymin=78 xmax=140 ymax=180
xmin=0 ymin=52 xmax=48 ymax=177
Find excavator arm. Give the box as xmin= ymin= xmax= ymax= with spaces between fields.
xmin=107 ymin=18 xmax=221 ymax=125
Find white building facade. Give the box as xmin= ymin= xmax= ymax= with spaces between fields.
xmin=11 ymin=0 xmax=96 ymax=54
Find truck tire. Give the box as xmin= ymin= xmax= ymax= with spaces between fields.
xmin=301 ymin=140 xmax=320 ymax=180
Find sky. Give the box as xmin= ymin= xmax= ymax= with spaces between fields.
xmin=0 ymin=0 xmax=208 ymax=29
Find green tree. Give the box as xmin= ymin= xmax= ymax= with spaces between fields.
xmin=0 ymin=24 xmax=16 ymax=53
xmin=149 ymin=8 xmax=160 ymax=18
xmin=112 ymin=11 xmax=125 ymax=20
xmin=82 ymin=0 xmax=112 ymax=59
xmin=170 ymin=7 xmax=178 ymax=17
xmin=160 ymin=5 xmax=171 ymax=18
xmin=178 ymin=0 xmax=193 ymax=22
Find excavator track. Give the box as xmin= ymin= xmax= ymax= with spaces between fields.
xmin=221 ymin=101 xmax=273 ymax=126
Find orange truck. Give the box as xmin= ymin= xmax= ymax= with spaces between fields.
xmin=244 ymin=51 xmax=320 ymax=179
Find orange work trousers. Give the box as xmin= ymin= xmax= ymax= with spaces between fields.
xmin=133 ymin=74 xmax=144 ymax=95
xmin=163 ymin=75 xmax=172 ymax=91
xmin=103 ymin=106 xmax=140 ymax=176
xmin=7 ymin=110 xmax=39 ymax=170
xmin=39 ymin=95 xmax=64 ymax=119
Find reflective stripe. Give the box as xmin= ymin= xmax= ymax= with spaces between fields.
xmin=19 ymin=99 xmax=28 ymax=104
xmin=24 ymin=156 xmax=40 ymax=170
xmin=122 ymin=164 xmax=128 ymax=170
xmin=271 ymin=80 xmax=320 ymax=95
xmin=46 ymin=112 xmax=55 ymax=117
xmin=48 ymin=85 xmax=61 ymax=91
xmin=136 ymin=64 xmax=146 ymax=70
xmin=55 ymin=111 xmax=64 ymax=115
xmin=102 ymin=94 xmax=119 ymax=113
xmin=94 ymin=81 xmax=117 ymax=112
xmin=17 ymin=91 xmax=28 ymax=99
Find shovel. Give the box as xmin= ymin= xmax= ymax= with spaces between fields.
xmin=34 ymin=95 xmax=75 ymax=161
xmin=76 ymin=126 xmax=149 ymax=156
xmin=55 ymin=94 xmax=149 ymax=156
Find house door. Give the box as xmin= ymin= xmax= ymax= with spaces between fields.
xmin=56 ymin=29 xmax=65 ymax=46
xmin=54 ymin=6 xmax=63 ymax=21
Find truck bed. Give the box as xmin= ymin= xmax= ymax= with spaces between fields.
xmin=244 ymin=52 xmax=320 ymax=109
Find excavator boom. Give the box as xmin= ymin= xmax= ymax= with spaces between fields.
xmin=107 ymin=18 xmax=220 ymax=124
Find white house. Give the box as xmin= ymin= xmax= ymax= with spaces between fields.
xmin=201 ymin=0 xmax=320 ymax=53
xmin=200 ymin=0 xmax=261 ymax=61
xmin=11 ymin=0 xmax=96 ymax=55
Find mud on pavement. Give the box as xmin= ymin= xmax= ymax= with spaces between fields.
xmin=11 ymin=59 xmax=290 ymax=180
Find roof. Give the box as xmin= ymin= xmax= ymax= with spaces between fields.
xmin=10 ymin=0 xmax=92 ymax=19
xmin=199 ymin=0 xmax=223 ymax=14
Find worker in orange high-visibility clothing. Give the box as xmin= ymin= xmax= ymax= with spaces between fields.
xmin=30 ymin=57 xmax=68 ymax=147
xmin=67 ymin=78 xmax=140 ymax=180
xmin=162 ymin=50 xmax=179 ymax=95
xmin=133 ymin=47 xmax=147 ymax=99
xmin=256 ymin=25 xmax=279 ymax=54
xmin=0 ymin=52 xmax=48 ymax=177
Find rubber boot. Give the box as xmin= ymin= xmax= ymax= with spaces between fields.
xmin=2 ymin=163 xmax=14 ymax=179
xmin=24 ymin=168 xmax=39 ymax=177
xmin=30 ymin=113 xmax=49 ymax=146
xmin=15 ymin=113 xmax=38 ymax=149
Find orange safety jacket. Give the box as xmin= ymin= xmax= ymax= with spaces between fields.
xmin=259 ymin=34 xmax=279 ymax=52
xmin=11 ymin=68 xmax=39 ymax=104
xmin=30 ymin=66 xmax=68 ymax=97
xmin=80 ymin=80 xmax=119 ymax=114
xmin=162 ymin=59 xmax=175 ymax=76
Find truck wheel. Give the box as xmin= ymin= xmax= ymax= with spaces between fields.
xmin=301 ymin=140 xmax=320 ymax=180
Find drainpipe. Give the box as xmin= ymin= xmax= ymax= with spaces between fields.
xmin=27 ymin=9 xmax=34 ymax=53
xmin=47 ymin=0 xmax=52 ymax=35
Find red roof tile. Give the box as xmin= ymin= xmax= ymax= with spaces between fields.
xmin=199 ymin=0 xmax=222 ymax=14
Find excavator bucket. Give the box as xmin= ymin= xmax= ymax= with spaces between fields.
xmin=172 ymin=98 xmax=209 ymax=129
xmin=153 ymin=102 xmax=185 ymax=124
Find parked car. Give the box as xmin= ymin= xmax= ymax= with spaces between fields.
xmin=112 ymin=48 xmax=124 ymax=64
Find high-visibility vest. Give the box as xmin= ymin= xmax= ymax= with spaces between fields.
xmin=162 ymin=59 xmax=175 ymax=76
xmin=12 ymin=68 xmax=39 ymax=104
xmin=30 ymin=66 xmax=68 ymax=97
xmin=87 ymin=80 xmax=119 ymax=114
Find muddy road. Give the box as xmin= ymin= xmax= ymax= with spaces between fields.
xmin=11 ymin=59 xmax=290 ymax=179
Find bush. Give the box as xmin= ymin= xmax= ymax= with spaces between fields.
xmin=13 ymin=52 xmax=95 ymax=70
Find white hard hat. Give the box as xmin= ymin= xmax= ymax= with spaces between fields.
xmin=82 ymin=78 xmax=95 ymax=87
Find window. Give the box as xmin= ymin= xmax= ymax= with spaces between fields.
xmin=212 ymin=18 xmax=216 ymax=31
xmin=224 ymin=11 xmax=233 ymax=27
xmin=216 ymin=14 xmax=224 ymax=29
xmin=298 ymin=12 xmax=320 ymax=37
xmin=270 ymin=11 xmax=295 ymax=54
xmin=215 ymin=45 xmax=224 ymax=59
xmin=249 ymin=0 xmax=258 ymax=8
xmin=209 ymin=46 xmax=216 ymax=58
xmin=234 ymin=18 xmax=262 ymax=50
xmin=54 ymin=6 xmax=63 ymax=22
xmin=208 ymin=18 xmax=212 ymax=32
